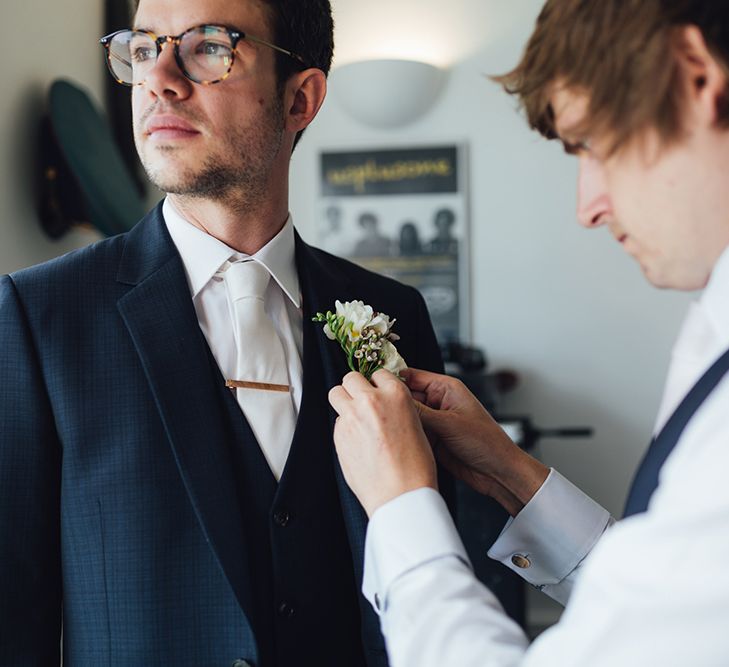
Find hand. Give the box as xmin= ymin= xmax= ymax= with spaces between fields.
xmin=404 ymin=368 xmax=549 ymax=516
xmin=328 ymin=370 xmax=438 ymax=517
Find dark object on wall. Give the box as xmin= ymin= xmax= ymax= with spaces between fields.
xmin=38 ymin=79 xmax=145 ymax=238
xmin=496 ymin=416 xmax=593 ymax=452
xmin=38 ymin=115 xmax=89 ymax=240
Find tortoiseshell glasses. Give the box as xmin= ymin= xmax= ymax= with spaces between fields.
xmin=100 ymin=24 xmax=306 ymax=86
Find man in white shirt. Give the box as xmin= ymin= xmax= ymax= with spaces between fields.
xmin=0 ymin=0 xmax=449 ymax=665
xmin=328 ymin=0 xmax=729 ymax=664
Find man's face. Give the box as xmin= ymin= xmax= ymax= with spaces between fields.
xmin=132 ymin=0 xmax=285 ymax=207
xmin=435 ymin=211 xmax=453 ymax=234
xmin=552 ymin=86 xmax=729 ymax=290
xmin=360 ymin=216 xmax=377 ymax=234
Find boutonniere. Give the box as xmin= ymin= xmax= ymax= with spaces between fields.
xmin=313 ymin=300 xmax=407 ymax=380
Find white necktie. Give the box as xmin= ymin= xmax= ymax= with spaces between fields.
xmin=223 ymin=260 xmax=296 ymax=480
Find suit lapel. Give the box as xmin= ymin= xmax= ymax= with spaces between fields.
xmin=115 ymin=207 xmax=258 ymax=630
xmin=295 ymin=236 xmax=370 ymax=572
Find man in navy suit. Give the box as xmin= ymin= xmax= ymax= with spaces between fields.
xmin=329 ymin=0 xmax=729 ymax=665
xmin=0 ymin=0 xmax=448 ymax=665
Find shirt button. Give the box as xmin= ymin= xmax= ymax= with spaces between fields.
xmin=374 ymin=593 xmax=381 ymax=611
xmin=278 ymin=601 xmax=295 ymax=618
xmin=273 ymin=510 xmax=291 ymax=527
xmin=511 ymin=554 xmax=531 ymax=569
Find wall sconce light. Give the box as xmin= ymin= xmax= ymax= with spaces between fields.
xmin=329 ymin=59 xmax=447 ymax=128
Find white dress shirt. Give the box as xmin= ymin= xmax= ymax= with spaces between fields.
xmin=362 ymin=245 xmax=729 ymax=666
xmin=163 ymin=198 xmax=304 ymax=454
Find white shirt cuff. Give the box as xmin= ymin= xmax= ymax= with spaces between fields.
xmin=487 ymin=469 xmax=611 ymax=586
xmin=363 ymin=487 xmax=470 ymax=614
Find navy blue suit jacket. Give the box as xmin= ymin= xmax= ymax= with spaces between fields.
xmin=0 ymin=205 xmax=447 ymax=666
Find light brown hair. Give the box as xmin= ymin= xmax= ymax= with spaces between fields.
xmin=495 ymin=0 xmax=729 ymax=154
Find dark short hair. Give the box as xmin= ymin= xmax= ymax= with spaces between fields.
xmin=260 ymin=0 xmax=334 ymax=149
xmin=494 ymin=0 xmax=729 ymax=154
xmin=261 ymin=0 xmax=334 ymax=85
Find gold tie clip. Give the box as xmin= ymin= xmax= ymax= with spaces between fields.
xmin=226 ymin=380 xmax=291 ymax=393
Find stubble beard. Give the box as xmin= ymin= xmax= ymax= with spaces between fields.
xmin=137 ymin=94 xmax=285 ymax=216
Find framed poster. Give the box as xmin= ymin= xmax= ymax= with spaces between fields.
xmin=317 ymin=145 xmax=470 ymax=344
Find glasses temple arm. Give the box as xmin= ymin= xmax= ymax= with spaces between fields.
xmin=244 ymin=34 xmax=306 ymax=65
xmin=109 ymin=50 xmax=133 ymax=70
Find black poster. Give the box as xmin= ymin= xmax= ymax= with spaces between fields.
xmin=318 ymin=145 xmax=469 ymax=344
xmin=321 ymin=146 xmax=459 ymax=197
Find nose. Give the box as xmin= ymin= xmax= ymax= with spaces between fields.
xmin=141 ymin=40 xmax=193 ymax=101
xmin=576 ymin=154 xmax=613 ymax=228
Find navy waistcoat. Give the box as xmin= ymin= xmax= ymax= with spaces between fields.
xmin=211 ymin=315 xmax=369 ymax=667
xmin=623 ymin=347 xmax=729 ymax=517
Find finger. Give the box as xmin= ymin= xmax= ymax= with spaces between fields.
xmin=402 ymin=367 xmax=450 ymax=398
xmin=328 ymin=385 xmax=352 ymax=415
xmin=401 ymin=367 xmax=440 ymax=388
xmin=369 ymin=367 xmax=401 ymax=388
xmin=341 ymin=370 xmax=373 ymax=396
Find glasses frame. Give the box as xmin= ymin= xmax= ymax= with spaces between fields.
xmin=99 ymin=23 xmax=307 ymax=86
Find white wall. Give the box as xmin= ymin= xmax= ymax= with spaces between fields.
xmin=291 ymin=0 xmax=694 ymax=520
xmin=0 ymin=0 xmax=103 ymax=276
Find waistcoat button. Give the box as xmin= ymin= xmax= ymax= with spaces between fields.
xmin=273 ymin=510 xmax=291 ymax=527
xmin=278 ymin=601 xmax=295 ymax=618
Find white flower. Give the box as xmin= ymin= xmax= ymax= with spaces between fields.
xmin=313 ymin=300 xmax=407 ymax=380
xmin=335 ymin=299 xmax=375 ymax=342
xmin=369 ymin=312 xmax=395 ymax=337
xmin=380 ymin=339 xmax=408 ymax=377
xmin=323 ymin=323 xmax=336 ymax=340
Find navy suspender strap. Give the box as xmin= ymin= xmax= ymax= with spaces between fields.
xmin=623 ymin=346 xmax=729 ymax=518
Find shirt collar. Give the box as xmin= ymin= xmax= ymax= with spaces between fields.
xmin=700 ymin=243 xmax=729 ymax=346
xmin=163 ymin=197 xmax=300 ymax=308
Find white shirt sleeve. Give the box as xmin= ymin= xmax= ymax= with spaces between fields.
xmin=363 ymin=488 xmax=530 ymax=665
xmin=487 ymin=469 xmax=613 ymax=605
xmin=362 ymin=437 xmax=729 ymax=666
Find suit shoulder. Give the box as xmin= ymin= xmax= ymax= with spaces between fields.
xmin=7 ymin=233 xmax=128 ymax=292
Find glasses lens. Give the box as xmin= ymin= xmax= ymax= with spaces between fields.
xmin=107 ymin=31 xmax=157 ymax=85
xmin=179 ymin=26 xmax=234 ymax=84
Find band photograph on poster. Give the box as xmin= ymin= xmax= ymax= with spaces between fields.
xmin=317 ymin=145 xmax=470 ymax=344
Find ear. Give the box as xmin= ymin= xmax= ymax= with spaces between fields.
xmin=674 ymin=25 xmax=728 ymax=126
xmin=283 ymin=68 xmax=328 ymax=135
